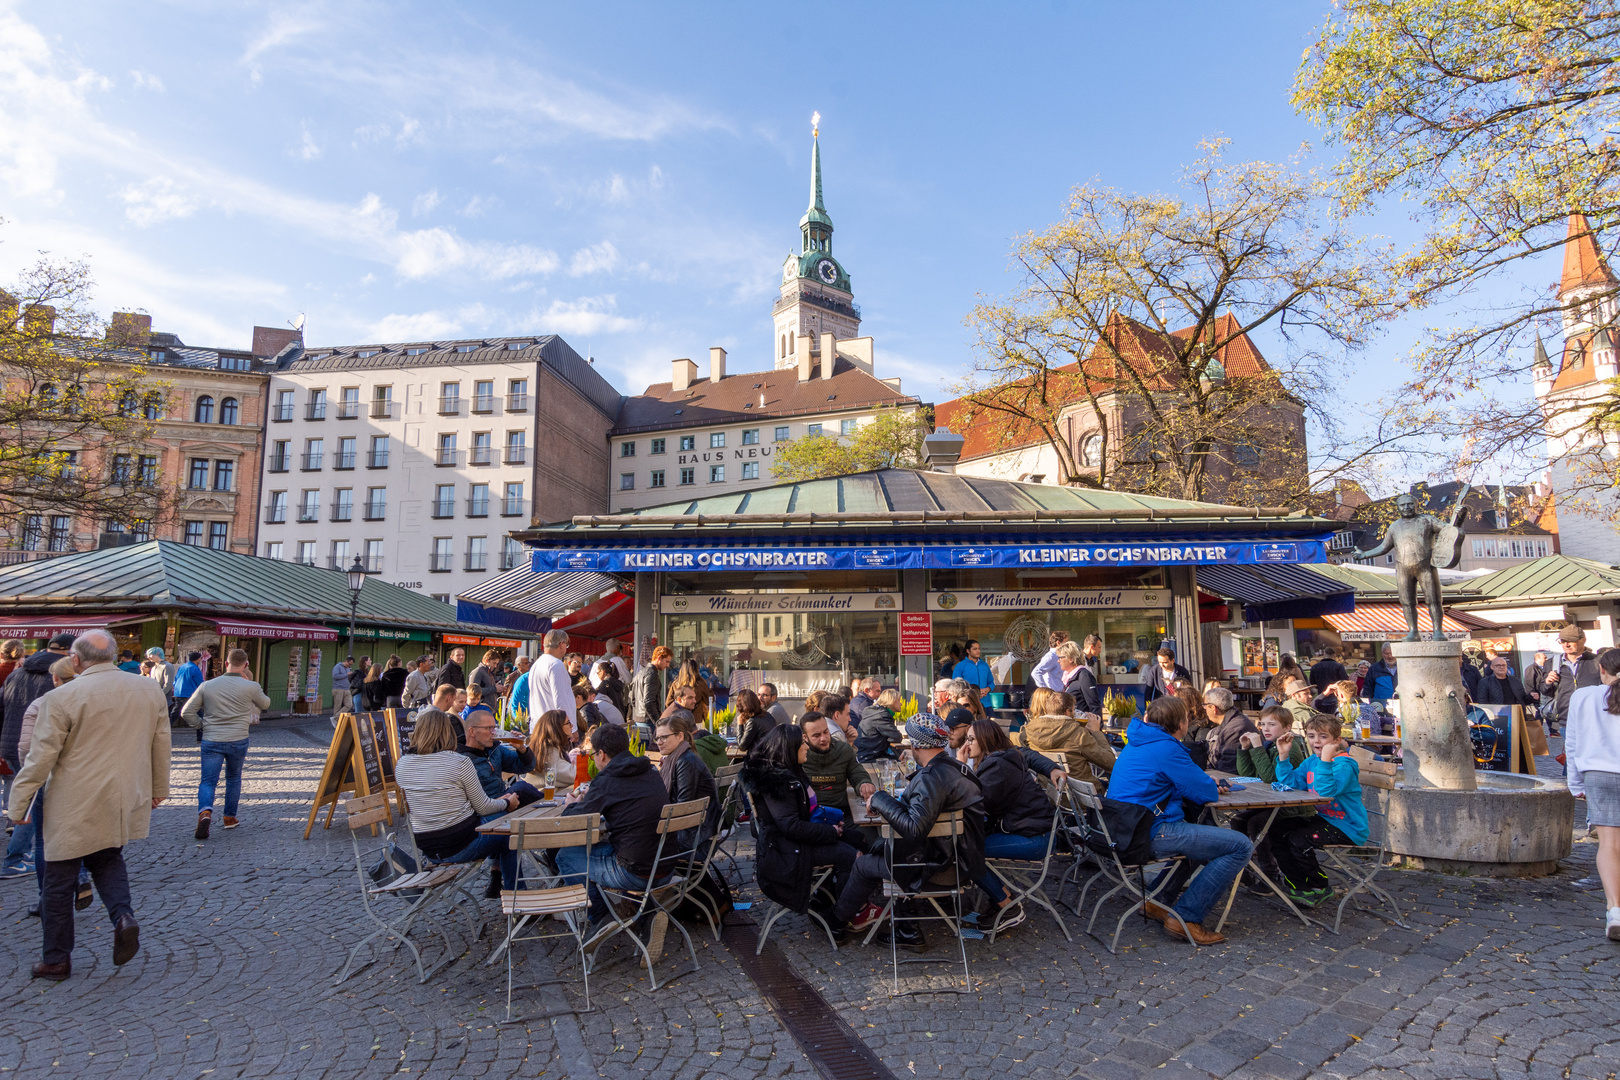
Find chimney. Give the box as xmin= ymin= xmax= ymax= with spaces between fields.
xmin=671 ymin=357 xmax=698 ymax=392
xmin=795 ymin=334 xmax=813 ymax=382
xmin=922 ymin=428 xmax=966 ymax=473
xmin=253 ymin=325 xmax=303 ymax=359
xmin=108 ymin=312 xmax=153 ymax=348
xmin=709 ymin=346 xmax=727 ymax=383
xmin=820 ymin=333 xmax=836 ymax=379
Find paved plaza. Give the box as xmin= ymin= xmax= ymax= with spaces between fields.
xmin=1 ymin=719 xmax=1615 ymax=1080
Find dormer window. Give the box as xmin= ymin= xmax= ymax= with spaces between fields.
xmin=357 ymin=350 xmax=378 ymax=358
xmin=406 ymin=347 xmax=427 ymax=356
xmin=456 ymin=344 xmax=477 ymax=353
xmin=506 ymin=342 xmax=528 ymax=350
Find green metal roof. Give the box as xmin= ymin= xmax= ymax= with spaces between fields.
xmin=520 ymin=469 xmax=1333 ymax=542
xmin=1452 ymin=554 xmax=1620 ymax=606
xmin=0 ymin=540 xmax=518 ymax=634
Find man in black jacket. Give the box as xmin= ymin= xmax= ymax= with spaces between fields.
xmin=434 ymin=647 xmax=466 ymax=692
xmin=829 ymin=713 xmax=986 ymax=951
xmin=557 ymin=724 xmax=670 ymax=924
xmin=1141 ymin=647 xmax=1192 ymax=702
xmin=1540 ymin=626 xmax=1601 ymax=735
xmin=1308 ymin=647 xmax=1349 ymax=695
xmin=629 ymin=646 xmax=673 ymax=727
xmin=1474 ymin=656 xmax=1531 ymax=708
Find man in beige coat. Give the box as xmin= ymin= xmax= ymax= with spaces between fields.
xmin=6 ymin=629 xmax=171 ymax=980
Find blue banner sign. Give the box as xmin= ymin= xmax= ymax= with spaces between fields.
xmin=533 ymin=540 xmax=1326 ymax=573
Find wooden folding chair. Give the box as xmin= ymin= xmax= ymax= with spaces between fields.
xmin=491 ymin=813 xmax=601 ymax=1022
xmin=589 ymin=797 xmax=710 ymax=991
xmin=1059 ymin=778 xmax=1195 ymax=954
xmin=983 ymin=800 xmax=1070 ymax=942
xmin=334 ymin=791 xmax=483 ymax=984
xmin=865 ymin=810 xmax=974 ymax=997
xmin=1313 ymin=752 xmax=1410 ymax=935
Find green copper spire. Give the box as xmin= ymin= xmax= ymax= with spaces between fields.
xmin=801 ymin=112 xmax=833 ymax=250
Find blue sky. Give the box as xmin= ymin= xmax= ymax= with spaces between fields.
xmin=0 ymin=1 xmax=1550 ymax=489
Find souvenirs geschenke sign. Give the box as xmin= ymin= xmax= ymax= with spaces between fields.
xmin=927 ymin=589 xmax=1169 ymax=612
xmin=660 ymin=593 xmax=901 ymax=614
xmin=536 ymin=540 xmax=1324 ymax=573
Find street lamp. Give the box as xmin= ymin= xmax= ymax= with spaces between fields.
xmin=346 ymin=554 xmax=367 ymax=653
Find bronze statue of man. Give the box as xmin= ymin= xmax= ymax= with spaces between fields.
xmin=1353 ymin=488 xmax=1468 ymax=642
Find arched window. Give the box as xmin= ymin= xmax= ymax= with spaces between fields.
xmin=194 ymin=396 xmax=214 ymax=424
xmin=788 ymin=331 xmax=795 ymax=356
xmin=1080 ymin=433 xmax=1103 ymax=467
xmin=779 ymin=334 xmax=785 ymax=359
xmin=219 ymin=397 xmax=239 ymax=425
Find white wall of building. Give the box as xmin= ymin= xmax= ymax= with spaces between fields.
xmin=952 ymin=441 xmax=1067 ymax=486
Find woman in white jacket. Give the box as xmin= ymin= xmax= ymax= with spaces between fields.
xmin=1565 ymin=647 xmax=1620 ymax=941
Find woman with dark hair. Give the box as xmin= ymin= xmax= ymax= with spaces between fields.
xmin=740 ymin=723 xmax=859 ymax=932
xmin=734 ymin=688 xmax=775 ymax=753
xmin=380 ymin=654 xmax=408 ymax=708
xmin=529 ymin=708 xmax=574 ymax=792
xmin=655 ymin=712 xmax=719 ymax=849
xmin=592 ymin=661 xmax=627 ymax=717
xmin=961 ymin=718 xmax=1066 ymax=929
xmin=1566 ymin=647 xmax=1620 ymax=940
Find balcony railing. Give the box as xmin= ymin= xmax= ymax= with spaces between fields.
xmin=295 ymin=554 xmax=318 ymax=567
xmin=326 ymin=555 xmax=353 ymax=569
xmin=506 ymin=393 xmax=529 ymax=412
xmin=437 ymin=396 xmax=463 ymax=416
xmin=501 ymin=498 xmax=526 ymax=518
xmin=435 ymin=448 xmax=460 ymax=467
xmin=469 ymin=447 xmax=493 ymax=466
xmin=465 ymin=552 xmax=487 ymax=571
xmin=363 ymin=555 xmax=384 ymax=573
xmin=297 ymin=507 xmax=320 ymax=523
xmin=363 ymin=503 xmax=386 ymax=521
xmin=334 ymin=451 xmax=356 ymax=470
xmin=472 ymin=394 xmax=497 ymax=414
xmin=330 ymin=505 xmax=353 ymax=522
xmin=505 ymin=446 xmax=528 ymax=465
xmin=264 ymin=507 xmax=287 ymax=524
xmin=272 ymin=404 xmax=294 ymax=422
xmin=367 ymin=450 xmax=390 ymax=469
xmin=429 ymin=553 xmax=453 ymax=572
xmin=370 ymin=400 xmax=396 ymax=419
xmin=267 ymin=454 xmax=290 ymax=473
xmin=466 ymin=497 xmax=489 ymax=517
xmin=430 ymin=501 xmax=455 ymax=519
xmin=337 ymin=401 xmax=361 ymax=419
xmin=500 ymin=550 xmax=520 ymax=571
xmin=305 ymin=403 xmax=327 ymax=420
xmin=301 ymin=453 xmax=323 ymax=471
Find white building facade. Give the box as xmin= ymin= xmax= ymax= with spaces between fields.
xmin=259 ymin=336 xmax=620 ymax=601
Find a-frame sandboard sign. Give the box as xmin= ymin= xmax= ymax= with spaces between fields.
xmin=303 ymin=710 xmax=398 ymax=838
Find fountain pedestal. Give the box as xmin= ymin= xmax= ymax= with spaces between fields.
xmin=1392 ymin=640 xmax=1477 ymax=791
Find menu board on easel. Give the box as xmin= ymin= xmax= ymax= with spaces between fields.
xmin=302 ymin=711 xmax=392 ymax=838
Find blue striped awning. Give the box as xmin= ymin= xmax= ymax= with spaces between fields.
xmin=456 ymin=568 xmax=619 ymax=633
xmin=1197 ymin=564 xmax=1355 ymax=622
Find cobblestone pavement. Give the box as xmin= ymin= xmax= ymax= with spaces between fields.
xmin=1 ymin=720 xmax=1615 ymax=1080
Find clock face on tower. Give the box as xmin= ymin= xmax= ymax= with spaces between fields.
xmin=816 ymin=258 xmax=837 ymax=284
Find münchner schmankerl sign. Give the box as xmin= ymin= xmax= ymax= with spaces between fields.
xmin=532 ymin=540 xmax=1325 ymax=573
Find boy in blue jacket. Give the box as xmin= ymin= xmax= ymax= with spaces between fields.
xmin=1271 ymin=714 xmax=1369 ymax=906
xmin=1107 ymin=696 xmax=1251 ymax=946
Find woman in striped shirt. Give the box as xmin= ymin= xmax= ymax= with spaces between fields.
xmin=395 ymin=708 xmax=520 ymax=888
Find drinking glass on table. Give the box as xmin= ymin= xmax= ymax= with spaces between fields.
xmin=543 ymin=766 xmax=556 ymax=801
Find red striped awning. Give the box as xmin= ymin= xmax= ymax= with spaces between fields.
xmin=1322 ymin=604 xmax=1492 ymax=642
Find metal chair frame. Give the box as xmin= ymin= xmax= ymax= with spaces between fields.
xmin=491 ymin=813 xmax=601 ymax=1023
xmin=983 ymin=799 xmax=1070 ymax=942
xmin=1058 ymin=778 xmax=1197 ymax=954
xmin=679 ymin=772 xmax=745 ymax=942
xmin=588 ymin=796 xmax=711 ymax=991
xmin=1311 ymin=804 xmax=1410 ymax=935
xmin=863 ymin=810 xmax=974 ymax=997
xmin=709 ymin=763 xmax=749 ymax=886
xmin=754 ymin=863 xmax=841 ymax=954
xmin=334 ymin=791 xmax=485 ymax=984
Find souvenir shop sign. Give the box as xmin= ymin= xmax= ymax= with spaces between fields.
xmin=660 ymin=593 xmax=901 ymax=614
xmin=535 ymin=540 xmax=1326 ymax=573
xmin=927 ymin=589 xmax=1169 ymax=612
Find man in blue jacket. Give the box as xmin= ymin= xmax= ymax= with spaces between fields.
xmin=952 ymin=640 xmax=992 ymax=694
xmin=1107 ymin=696 xmax=1251 ymax=945
xmin=173 ymin=652 xmax=205 ymax=704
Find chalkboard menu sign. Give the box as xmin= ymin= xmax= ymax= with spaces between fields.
xmin=302 ymin=712 xmax=399 ymax=838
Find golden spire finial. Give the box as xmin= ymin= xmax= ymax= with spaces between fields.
xmin=811 ymin=110 xmax=820 ymax=138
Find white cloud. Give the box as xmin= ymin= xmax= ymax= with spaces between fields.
xmin=568 ymin=241 xmax=620 ymax=276
xmin=368 ymin=310 xmax=462 ymax=341
xmin=295 ymin=124 xmax=321 ymax=161
xmin=129 ymin=70 xmax=164 ymax=92
xmin=538 ymin=295 xmax=638 ymax=336
xmin=355 ymin=115 xmax=426 ymax=149
xmin=242 ymin=10 xmax=322 ymax=83
xmin=119 ymin=177 xmax=195 ymax=226
xmin=395 ymin=116 xmax=422 ymax=147
xmin=458 ymin=195 xmax=493 ymax=218
xmin=411 ymin=189 xmax=442 ymax=217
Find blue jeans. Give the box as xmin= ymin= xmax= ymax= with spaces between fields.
xmin=1148 ymin=819 xmax=1254 ymax=924
xmin=977 ymin=831 xmax=1051 ymax=903
xmin=198 ymin=738 xmax=250 ymax=817
xmin=553 ymin=842 xmax=650 ymax=923
xmin=442 ymin=833 xmax=519 ymax=890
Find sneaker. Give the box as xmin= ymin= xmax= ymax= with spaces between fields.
xmin=1607 ymin=907 xmax=1620 ymax=942
xmin=989 ymin=903 xmax=1026 ymax=932
xmin=194 ymin=812 xmax=211 ymax=841
xmin=222 ymin=816 xmax=240 ymax=829
xmin=643 ymin=912 xmax=669 ymax=966
xmin=848 ymin=903 xmax=884 ymax=932
xmin=1286 ymin=886 xmax=1332 ymax=909
xmin=0 ymin=860 xmax=32 ymax=880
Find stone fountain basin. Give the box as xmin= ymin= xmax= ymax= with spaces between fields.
xmin=1366 ymin=769 xmax=1574 ymax=877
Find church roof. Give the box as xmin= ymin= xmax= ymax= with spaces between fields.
xmin=935 ymin=312 xmax=1275 ymax=462
xmin=1559 ymin=213 xmax=1617 ymax=296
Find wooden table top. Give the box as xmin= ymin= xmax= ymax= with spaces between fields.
xmin=477 ymin=799 xmax=568 ymax=835
xmin=1349 ymin=735 xmax=1401 ymax=746
xmin=1205 ymin=771 xmax=1332 ymax=811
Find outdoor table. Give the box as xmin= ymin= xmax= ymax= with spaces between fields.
xmin=477 ymin=798 xmax=568 ymax=835
xmin=1348 ymin=734 xmax=1400 ymax=750
xmin=1200 ymin=771 xmax=1331 ymax=932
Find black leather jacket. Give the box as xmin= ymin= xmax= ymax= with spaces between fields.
xmin=868 ymin=754 xmax=986 ymax=886
xmin=663 ymin=744 xmax=719 ymax=850
xmin=973 ymin=748 xmax=1059 ymax=837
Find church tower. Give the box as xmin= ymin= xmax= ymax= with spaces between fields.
xmin=773 ymin=114 xmax=861 ymax=369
